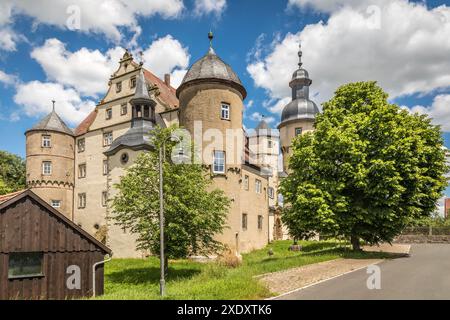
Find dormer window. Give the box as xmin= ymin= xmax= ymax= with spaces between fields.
xmin=221 ymin=103 xmax=230 ymax=120
xmin=116 ymin=82 xmax=122 ymax=93
xmin=42 ymin=135 xmax=51 ymax=148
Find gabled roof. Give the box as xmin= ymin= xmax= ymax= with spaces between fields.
xmin=26 ymin=110 xmax=73 ymax=135
xmin=0 ymin=190 xmax=26 ymax=204
xmin=0 ymin=189 xmax=111 ymax=254
xmin=74 ymin=67 xmax=178 ymax=137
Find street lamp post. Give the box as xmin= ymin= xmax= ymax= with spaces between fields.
xmin=158 ymin=135 xmax=184 ymax=297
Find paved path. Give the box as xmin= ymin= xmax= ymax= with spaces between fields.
xmin=276 ymin=244 xmax=450 ymax=300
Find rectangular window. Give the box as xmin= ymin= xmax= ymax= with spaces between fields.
xmin=41 ymin=135 xmax=51 ymax=148
xmin=258 ymin=215 xmax=263 ymax=230
xmin=103 ymin=160 xmax=109 ymax=176
xmin=244 ymin=175 xmax=249 ymax=190
xmin=78 ymin=164 xmax=86 ymax=178
xmin=78 ymin=193 xmax=86 ymax=209
xmin=221 ymin=103 xmax=230 ymax=120
xmin=102 ymin=191 xmax=108 ymax=207
xmin=268 ymin=187 xmax=274 ymax=199
xmin=116 ymin=81 xmax=122 ymax=93
xmin=8 ymin=252 xmax=44 ymax=279
xmin=42 ymin=161 xmax=52 ymax=175
xmin=77 ymin=138 xmax=85 ymax=153
xmin=268 ymin=139 xmax=273 ymax=149
xmin=255 ymin=179 xmax=262 ymax=194
xmin=242 ymin=213 xmax=248 ymax=230
xmin=106 ymin=108 xmax=112 ymax=120
xmin=130 ymin=77 xmax=136 ymax=88
xmin=213 ymin=151 xmax=225 ymax=174
xmin=121 ymin=103 xmax=127 ymax=116
xmin=103 ymin=132 xmax=113 ymax=146
xmin=295 ymin=127 xmax=303 ymax=136
xmin=51 ymin=200 xmax=61 ymax=208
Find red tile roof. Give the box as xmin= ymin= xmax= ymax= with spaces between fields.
xmin=74 ymin=68 xmax=179 ymax=136
xmin=0 ymin=190 xmax=26 ymax=204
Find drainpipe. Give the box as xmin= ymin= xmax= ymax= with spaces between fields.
xmin=92 ymin=253 xmax=113 ymax=298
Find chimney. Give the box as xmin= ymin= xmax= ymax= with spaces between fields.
xmin=164 ymin=74 xmax=171 ymax=87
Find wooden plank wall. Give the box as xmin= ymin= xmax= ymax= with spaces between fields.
xmin=0 ymin=197 xmax=106 ymax=300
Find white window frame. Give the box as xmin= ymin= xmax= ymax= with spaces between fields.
xmin=268 ymin=187 xmax=274 ymax=199
xmin=121 ymin=103 xmax=127 ymax=116
xmin=103 ymin=160 xmax=109 ymax=176
xmin=42 ymin=161 xmax=52 ymax=175
xmin=78 ymin=193 xmax=86 ymax=209
xmin=78 ymin=164 xmax=86 ymax=179
xmin=42 ymin=135 xmax=51 ymax=148
xmin=77 ymin=138 xmax=85 ymax=153
xmin=268 ymin=139 xmax=272 ymax=149
xmin=105 ymin=108 xmax=112 ymax=120
xmin=102 ymin=191 xmax=108 ymax=207
xmin=295 ymin=127 xmax=303 ymax=136
xmin=116 ymin=81 xmax=122 ymax=93
xmin=103 ymin=132 xmax=113 ymax=146
xmin=221 ymin=103 xmax=230 ymax=120
xmin=255 ymin=179 xmax=262 ymax=194
xmin=213 ymin=150 xmax=225 ymax=174
xmin=51 ymin=200 xmax=61 ymax=208
xmin=130 ymin=77 xmax=136 ymax=89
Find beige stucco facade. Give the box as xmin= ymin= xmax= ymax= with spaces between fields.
xmin=25 ymin=48 xmax=280 ymax=258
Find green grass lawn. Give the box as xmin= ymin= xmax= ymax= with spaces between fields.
xmin=98 ymin=240 xmax=394 ymax=300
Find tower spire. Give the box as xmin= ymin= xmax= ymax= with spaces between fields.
xmin=298 ymin=42 xmax=303 ymax=68
xmin=208 ymin=30 xmax=215 ymax=54
xmin=52 ymin=100 xmax=56 ymax=112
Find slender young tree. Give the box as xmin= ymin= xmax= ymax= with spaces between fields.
xmin=0 ymin=151 xmax=26 ymax=195
xmin=112 ymin=127 xmax=230 ymax=266
xmin=280 ymin=81 xmax=448 ymax=250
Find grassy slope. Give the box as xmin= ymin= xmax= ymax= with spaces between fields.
xmin=99 ymin=240 xmax=393 ymax=300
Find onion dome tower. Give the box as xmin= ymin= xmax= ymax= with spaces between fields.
xmin=278 ymin=44 xmax=319 ymax=171
xmin=105 ymin=68 xmax=158 ymax=156
xmin=25 ymin=101 xmax=75 ymax=218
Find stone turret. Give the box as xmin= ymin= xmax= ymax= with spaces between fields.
xmin=25 ymin=102 xmax=75 ymax=218
xmin=278 ymin=44 xmax=319 ymax=171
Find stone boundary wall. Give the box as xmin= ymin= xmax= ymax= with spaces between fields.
xmin=394 ymin=235 xmax=450 ymax=244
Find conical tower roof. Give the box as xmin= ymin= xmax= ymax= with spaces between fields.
xmin=130 ymin=68 xmax=152 ymax=105
xmin=26 ymin=105 xmax=73 ymax=135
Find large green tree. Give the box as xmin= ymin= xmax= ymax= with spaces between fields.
xmin=0 ymin=151 xmax=26 ymax=195
xmin=112 ymin=127 xmax=230 ymax=265
xmin=280 ymin=81 xmax=448 ymax=250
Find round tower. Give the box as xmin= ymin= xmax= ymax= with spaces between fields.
xmin=177 ymin=32 xmax=247 ymax=168
xmin=25 ymin=102 xmax=75 ymax=218
xmin=278 ymin=44 xmax=319 ymax=172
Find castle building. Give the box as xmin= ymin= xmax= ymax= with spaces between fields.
xmin=25 ymin=35 xmax=279 ymax=258
xmin=278 ymin=44 xmax=319 ymax=172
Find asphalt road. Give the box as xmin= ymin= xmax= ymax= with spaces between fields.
xmin=277 ymin=244 xmax=450 ymax=300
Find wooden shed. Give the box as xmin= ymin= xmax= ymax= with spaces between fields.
xmin=0 ymin=190 xmax=111 ymax=300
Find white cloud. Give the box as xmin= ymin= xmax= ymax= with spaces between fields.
xmin=410 ymin=94 xmax=450 ymax=131
xmin=287 ymin=0 xmax=386 ymax=13
xmin=0 ymin=70 xmax=17 ymax=86
xmin=248 ymin=0 xmax=450 ymax=116
xmin=0 ymin=27 xmax=22 ymax=51
xmin=141 ymin=35 xmax=190 ymax=88
xmin=249 ymin=112 xmax=275 ymax=125
xmin=13 ymin=81 xmax=95 ymax=125
xmin=0 ymin=0 xmax=184 ymax=49
xmin=31 ymin=38 xmax=124 ymax=97
xmin=193 ymin=0 xmax=227 ymax=17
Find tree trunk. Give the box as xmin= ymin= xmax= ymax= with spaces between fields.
xmin=350 ymin=235 xmax=361 ymax=251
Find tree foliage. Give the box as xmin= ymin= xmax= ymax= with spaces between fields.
xmin=280 ymin=81 xmax=448 ymax=250
xmin=0 ymin=151 xmax=26 ymax=195
xmin=112 ymin=126 xmax=230 ymax=260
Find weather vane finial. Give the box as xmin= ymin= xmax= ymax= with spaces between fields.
xmin=52 ymin=100 xmax=56 ymax=112
xmin=139 ymin=51 xmax=144 ymax=66
xmin=208 ymin=30 xmax=214 ymax=48
xmin=298 ymin=41 xmax=303 ymax=68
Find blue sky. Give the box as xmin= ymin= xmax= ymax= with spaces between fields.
xmin=1 ymin=0 xmax=450 ymax=162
